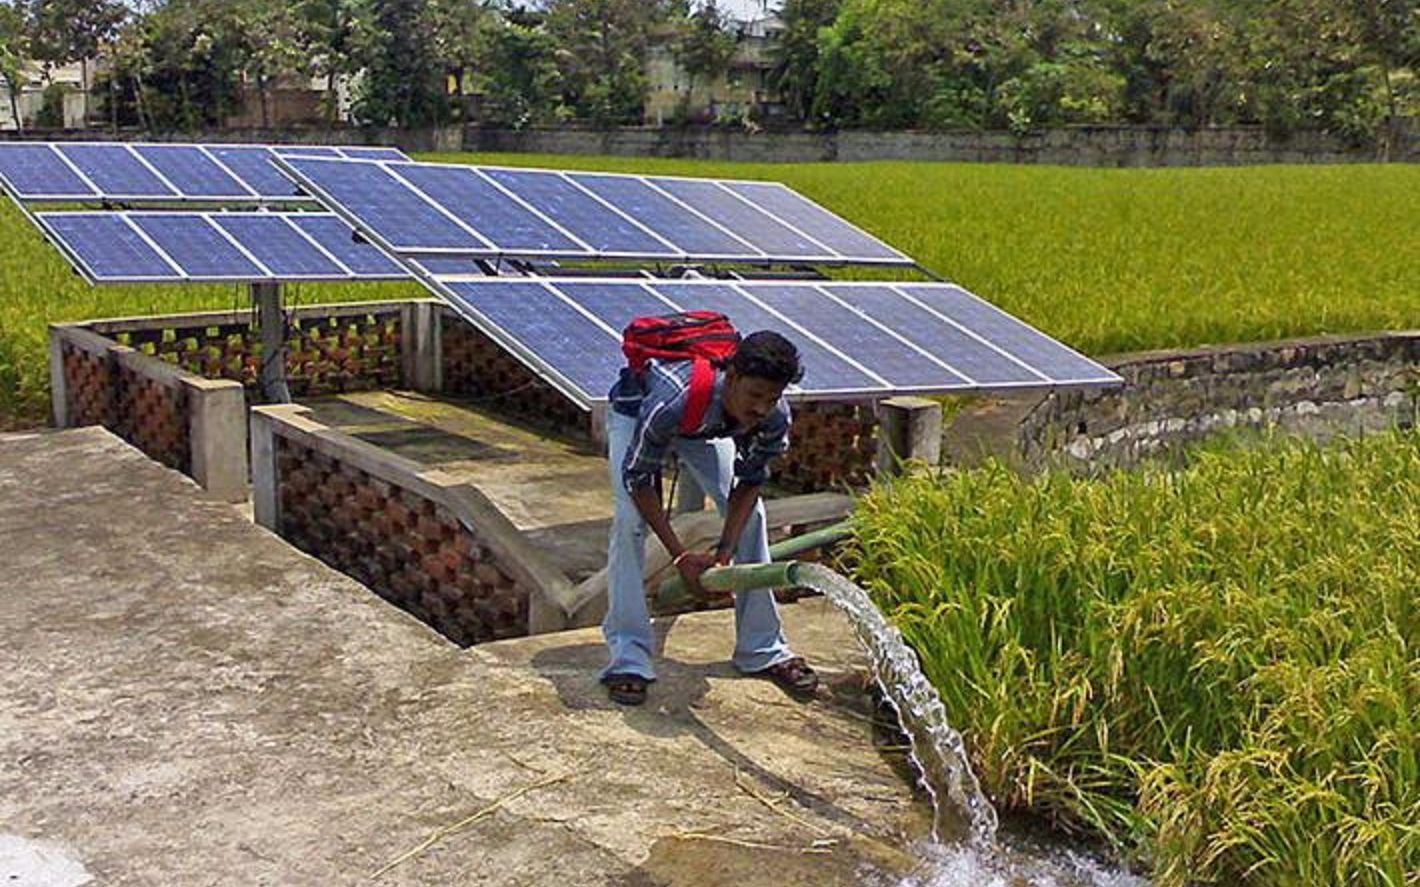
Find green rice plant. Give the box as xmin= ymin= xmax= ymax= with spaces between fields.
xmin=849 ymin=429 xmax=1419 ymax=885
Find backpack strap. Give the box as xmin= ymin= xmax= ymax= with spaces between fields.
xmin=680 ymin=358 xmax=716 ymax=435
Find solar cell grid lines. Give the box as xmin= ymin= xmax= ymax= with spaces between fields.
xmin=35 ymin=211 xmax=409 ymax=283
xmin=0 ymin=142 xmax=412 ymax=202
xmin=435 ymin=276 xmax=1121 ymax=408
xmin=278 ymin=155 xmax=914 ymax=267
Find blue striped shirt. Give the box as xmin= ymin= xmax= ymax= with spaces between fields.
xmin=611 ymin=361 xmax=792 ymax=494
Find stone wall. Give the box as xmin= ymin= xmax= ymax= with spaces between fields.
xmin=252 ymin=404 xmax=581 ymax=643
xmin=90 ymin=302 xmax=409 ymax=404
xmin=51 ymin=324 xmax=247 ymax=500
xmin=777 ymin=401 xmax=879 ymax=492
xmin=1018 ymin=332 xmax=1420 ymax=471
xmin=466 ymin=120 xmax=1418 ymax=166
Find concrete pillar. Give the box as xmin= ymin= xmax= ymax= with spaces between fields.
xmin=410 ymin=301 xmax=443 ymax=393
xmin=186 ymin=377 xmax=249 ymax=502
xmin=254 ymin=282 xmax=291 ymax=404
xmin=250 ymin=410 xmax=280 ymax=531
xmin=48 ymin=325 xmax=69 ymax=428
xmin=876 ymin=396 xmax=943 ymax=476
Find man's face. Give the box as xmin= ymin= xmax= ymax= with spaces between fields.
xmin=723 ymin=370 xmax=786 ymax=429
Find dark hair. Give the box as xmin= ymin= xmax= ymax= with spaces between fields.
xmin=731 ymin=330 xmax=804 ymax=386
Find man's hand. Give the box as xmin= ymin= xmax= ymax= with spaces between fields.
xmin=675 ymin=550 xmax=729 ymax=605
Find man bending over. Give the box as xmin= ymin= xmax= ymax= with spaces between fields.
xmin=601 ymin=330 xmax=819 ymax=706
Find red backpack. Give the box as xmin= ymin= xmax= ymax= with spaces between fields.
xmin=622 ymin=311 xmax=740 ymax=433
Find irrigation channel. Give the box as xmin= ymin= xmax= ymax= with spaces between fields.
xmin=684 ymin=555 xmax=1144 ymax=887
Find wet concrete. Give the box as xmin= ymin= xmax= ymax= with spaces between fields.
xmin=0 ymin=427 xmax=929 ymax=886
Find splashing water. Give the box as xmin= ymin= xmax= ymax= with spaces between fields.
xmin=793 ymin=563 xmax=999 ymax=846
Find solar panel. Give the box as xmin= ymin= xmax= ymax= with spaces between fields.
xmin=55 ymin=144 xmax=177 ymax=198
xmin=206 ymin=146 xmax=305 ymax=199
xmin=36 ymin=211 xmax=409 ymax=283
xmin=387 ymin=164 xmax=590 ymax=255
xmin=278 ymin=156 xmax=914 ymax=267
xmin=38 ymin=214 xmax=177 ymax=281
xmin=134 ymin=145 xmax=253 ymax=198
xmin=433 ymin=277 xmax=1120 ymax=407
xmin=289 ymin=214 xmax=407 ymax=278
xmin=0 ymin=144 xmax=95 ymax=199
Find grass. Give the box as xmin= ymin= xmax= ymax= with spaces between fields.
xmin=849 ymin=429 xmax=1419 ymax=885
xmin=2 ymin=156 xmax=1418 ymax=426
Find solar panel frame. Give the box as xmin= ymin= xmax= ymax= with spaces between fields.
xmin=34 ymin=210 xmax=410 ymax=283
xmin=279 ymin=156 xmax=919 ymax=267
xmin=428 ymin=276 xmax=1122 ymax=409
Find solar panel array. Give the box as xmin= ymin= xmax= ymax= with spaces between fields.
xmin=432 ymin=277 xmax=1121 ymax=407
xmin=0 ymin=142 xmax=410 ymax=202
xmin=37 ymin=211 xmax=407 ymax=283
xmin=279 ymin=156 xmax=911 ymax=266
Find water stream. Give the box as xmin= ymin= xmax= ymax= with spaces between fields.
xmin=791 ymin=563 xmax=1145 ymax=887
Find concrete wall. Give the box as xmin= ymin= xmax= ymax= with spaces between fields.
xmin=1018 ymin=332 xmax=1420 ymax=471
xmin=465 ymin=120 xmax=1418 ymax=165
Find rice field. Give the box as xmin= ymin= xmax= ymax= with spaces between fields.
xmin=3 ymin=157 xmax=1418 ymax=426
xmin=850 ymin=429 xmax=1419 ymax=886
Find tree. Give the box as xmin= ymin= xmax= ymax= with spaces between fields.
xmin=424 ymin=0 xmax=497 ymax=109
xmin=296 ymin=0 xmax=378 ymax=125
xmin=349 ymin=0 xmax=452 ymax=128
xmin=771 ymin=0 xmax=841 ymax=123
xmin=671 ymin=0 xmax=735 ymax=120
xmin=28 ymin=0 xmax=127 ymax=124
xmin=476 ymin=13 xmax=564 ymax=128
xmin=0 ymin=1 xmax=27 ymax=131
xmin=545 ymin=0 xmax=665 ymax=125
xmin=231 ymin=0 xmax=306 ymax=128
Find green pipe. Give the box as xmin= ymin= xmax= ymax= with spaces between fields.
xmin=655 ymin=519 xmax=854 ymax=608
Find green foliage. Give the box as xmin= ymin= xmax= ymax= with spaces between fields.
xmin=544 ymin=0 xmax=663 ymax=125
xmin=33 ymin=78 xmax=63 ymax=126
xmin=0 ymin=1 xmax=28 ymax=130
xmin=473 ymin=15 xmax=563 ymax=129
xmin=348 ymin=0 xmax=452 ymax=127
xmin=670 ymin=0 xmax=735 ymax=115
xmin=850 ymin=430 xmax=1420 ymax=885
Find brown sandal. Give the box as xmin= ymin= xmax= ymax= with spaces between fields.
xmin=603 ymin=673 xmax=649 ymax=706
xmin=754 ymin=657 xmax=819 ymax=697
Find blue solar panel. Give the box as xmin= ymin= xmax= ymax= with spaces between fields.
xmin=135 ymin=145 xmax=251 ymax=198
xmin=445 ymin=281 xmax=623 ymax=395
xmin=291 ymin=215 xmax=406 ymax=277
xmin=390 ymin=164 xmax=589 ymax=254
xmin=340 ymin=147 xmax=410 ymax=161
xmin=570 ymin=174 xmax=759 ymax=258
xmin=739 ymin=284 xmax=968 ymax=389
xmin=285 ymin=157 xmax=485 ymax=251
xmin=40 ymin=213 xmax=176 ymax=280
xmin=212 ymin=215 xmax=346 ymax=278
xmin=0 ymin=144 xmax=95 ymax=199
xmin=650 ymin=179 xmax=831 ymax=259
xmin=549 ymin=281 xmax=678 ymax=331
xmin=900 ymin=285 xmax=1114 ymax=381
xmin=822 ymin=284 xmax=1040 ymax=384
xmin=57 ymin=144 xmax=175 ymax=198
xmin=273 ymin=146 xmax=342 ymax=157
xmin=412 ymin=256 xmax=485 ymax=276
xmin=208 ymin=146 xmax=303 ymax=198
xmin=480 ymin=168 xmax=678 ymax=257
xmin=130 ymin=214 xmax=265 ymax=279
xmin=722 ymin=181 xmax=903 ymax=261
xmin=653 ymin=282 xmax=880 ymax=393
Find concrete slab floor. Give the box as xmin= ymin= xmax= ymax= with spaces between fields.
xmin=0 ymin=428 xmax=931 ymax=886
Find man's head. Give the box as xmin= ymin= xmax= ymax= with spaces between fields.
xmin=723 ymin=331 xmax=802 ymax=428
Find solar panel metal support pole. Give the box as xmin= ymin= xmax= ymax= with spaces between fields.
xmin=253 ymin=282 xmax=292 ymax=403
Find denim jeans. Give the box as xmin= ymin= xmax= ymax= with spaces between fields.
xmin=602 ymin=409 xmax=794 ymax=682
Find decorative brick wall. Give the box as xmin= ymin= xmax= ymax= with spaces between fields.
xmin=61 ymin=340 xmax=115 ymax=428
xmin=439 ymin=307 xmax=592 ymax=439
xmin=103 ymin=306 xmax=405 ymax=404
xmin=113 ymin=359 xmax=190 ymax=474
xmin=1018 ymin=332 xmax=1420 ymax=471
xmin=276 ymin=436 xmax=529 ymax=645
xmin=776 ymin=400 xmax=879 ymax=492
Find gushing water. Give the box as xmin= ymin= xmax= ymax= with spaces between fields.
xmin=793 ymin=563 xmax=998 ymax=847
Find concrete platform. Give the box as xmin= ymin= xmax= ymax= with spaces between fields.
xmin=0 ymin=427 xmax=928 ymax=885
